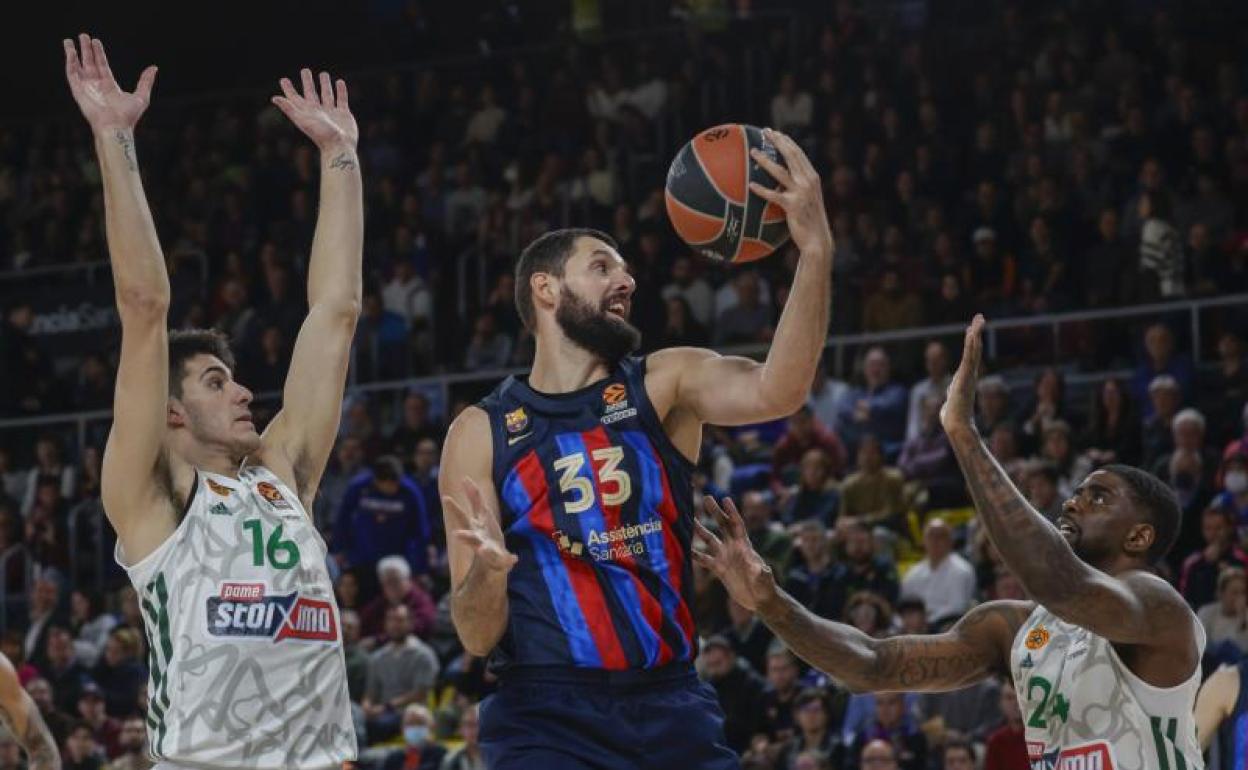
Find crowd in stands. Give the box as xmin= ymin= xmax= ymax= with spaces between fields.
xmin=0 ymin=0 xmax=1247 ymax=767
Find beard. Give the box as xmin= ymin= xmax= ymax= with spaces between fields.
xmin=555 ymin=286 xmax=641 ymax=365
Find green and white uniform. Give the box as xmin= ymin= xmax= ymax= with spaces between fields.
xmin=1010 ymin=604 xmax=1204 ymax=770
xmin=118 ymin=463 xmax=356 ymax=770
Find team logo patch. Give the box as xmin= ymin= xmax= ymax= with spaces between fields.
xmin=504 ymin=407 xmax=530 ymax=434
xmin=205 ymin=478 xmax=233 ymax=496
xmin=206 ymin=582 xmax=338 ymax=643
xmin=603 ymin=384 xmax=627 ymax=406
xmin=256 ymin=481 xmax=292 ymax=510
xmin=1025 ymin=626 xmax=1051 ymax=650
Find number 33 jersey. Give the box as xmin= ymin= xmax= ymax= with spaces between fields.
xmin=1010 ymin=604 xmax=1205 ymax=770
xmin=117 ymin=464 xmax=356 ymax=770
xmin=479 ymin=355 xmax=699 ymax=672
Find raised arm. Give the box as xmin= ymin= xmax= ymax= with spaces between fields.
xmin=652 ymin=129 xmax=833 ymax=426
xmin=0 ymin=658 xmax=58 ymax=769
xmin=259 ymin=70 xmax=362 ymax=509
xmin=695 ymin=495 xmax=1027 ymax=692
xmin=65 ymin=36 xmax=175 ymax=548
xmin=939 ymin=316 xmax=1195 ymax=654
xmin=440 ymin=407 xmax=516 ymax=657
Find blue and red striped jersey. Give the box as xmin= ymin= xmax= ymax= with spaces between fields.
xmin=478 ymin=356 xmax=698 ymax=671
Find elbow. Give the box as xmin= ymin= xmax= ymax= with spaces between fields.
xmin=759 ymin=387 xmax=809 ymax=420
xmin=314 ymin=299 xmax=362 ymax=325
xmin=116 ymin=286 xmax=170 ymax=320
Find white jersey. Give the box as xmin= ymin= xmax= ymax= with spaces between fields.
xmin=1010 ymin=604 xmax=1204 ymax=770
xmin=118 ymin=464 xmax=356 ymax=770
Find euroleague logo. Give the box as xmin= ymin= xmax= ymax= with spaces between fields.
xmin=256 ymin=481 xmax=292 ymax=511
xmin=1025 ymin=626 xmax=1051 ymax=650
xmin=600 ymin=384 xmax=637 ymax=425
xmin=206 ymin=582 xmax=338 ymax=643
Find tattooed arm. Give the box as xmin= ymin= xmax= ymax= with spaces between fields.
xmin=259 ymin=70 xmax=363 ymax=509
xmin=938 ymin=316 xmax=1196 ymax=655
xmin=694 ymin=495 xmax=1030 ymax=692
xmin=0 ymin=660 xmax=59 ymax=769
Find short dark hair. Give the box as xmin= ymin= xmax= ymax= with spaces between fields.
xmin=1102 ymin=464 xmax=1182 ymax=563
xmin=169 ymin=328 xmax=235 ymax=399
xmin=513 ymin=228 xmax=618 ymax=331
xmin=943 ymin=735 xmax=975 ymax=763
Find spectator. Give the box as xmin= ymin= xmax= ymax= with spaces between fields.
xmin=721 ymin=598 xmax=773 ymax=678
xmin=439 ymin=704 xmax=484 ymax=770
xmin=1018 ymin=368 xmax=1067 ymax=454
xmin=862 ymin=268 xmax=923 ymax=334
xmin=1077 ymin=378 xmax=1141 ymax=469
xmin=463 ymin=312 xmax=512 ymax=371
xmin=850 ymin=696 xmax=927 ymax=770
xmin=1151 ymin=408 xmax=1218 ymax=517
xmin=391 ymin=395 xmax=444 ymax=466
xmin=339 ymin=610 xmax=369 ymax=704
xmin=104 ymin=717 xmax=151 ymax=770
xmin=1132 ymin=324 xmax=1195 ymax=414
xmin=1083 ymin=208 xmax=1132 ymax=307
xmin=90 ymin=628 xmax=146 ymax=720
xmin=354 ymin=288 xmax=409 ymax=382
xmin=409 ymin=438 xmax=443 ymax=551
xmin=762 ymin=645 xmax=804 ymax=741
xmin=43 ymin=626 xmax=91 ymax=715
xmin=1037 ymin=421 xmax=1078 ymax=499
xmin=942 ymin=736 xmax=977 ymax=770
xmin=63 ymin=721 xmax=105 ymax=770
xmin=900 ymin=518 xmax=976 ymax=627
xmin=983 ymin=680 xmax=1027 ymax=770
xmin=906 ymin=342 xmax=951 ymax=442
xmin=837 ymin=348 xmax=908 ymax=460
xmin=809 ymin=364 xmax=851 ymax=435
xmin=381 ymin=704 xmax=446 ymax=770
xmin=778 ymin=688 xmax=846 ymax=770
xmin=975 ymin=376 xmax=1013 ymax=439
xmin=315 ymin=436 xmax=366 ymax=533
xmin=1141 ymin=376 xmax=1183 ymax=469
xmin=24 ymin=575 xmax=63 ymax=670
xmin=1180 ymin=505 xmax=1247 ymax=610
xmin=834 ymin=520 xmax=900 ymax=607
xmin=77 ymin=683 xmax=121 ymax=759
xmin=1023 ymin=462 xmax=1064 ymax=522
xmin=360 ymin=556 xmax=437 ymax=642
xmin=965 ymin=228 xmax=1017 ymax=314
xmin=465 ymin=85 xmax=506 ymax=146
xmin=781 ymin=449 xmax=841 ymax=526
xmin=838 ymin=436 xmax=905 ymax=531
xmin=772 ymin=407 xmax=848 ymax=486
xmin=1196 ymin=567 xmax=1248 ymax=665
xmin=898 ymin=394 xmax=963 ymax=508
xmin=68 ymin=591 xmax=116 ymax=669
xmin=742 ymin=491 xmax=793 ymax=578
xmin=658 ymin=295 xmax=709 ymax=348
xmin=990 ymin=424 xmax=1027 ymax=483
xmin=362 ymin=605 xmax=440 ymax=742
xmin=21 ymin=436 xmax=76 ymax=517
xmin=699 ymin=635 xmax=766 ymax=754
xmin=1201 ymin=331 xmax=1248 ymax=446
xmin=334 ymin=455 xmax=434 ymax=578
xmin=1136 ymin=191 xmax=1185 ymax=300
xmin=714 ymin=271 xmax=774 ymax=345
xmin=784 ymin=520 xmax=840 ymax=622
xmin=920 ymin=674 xmax=1001 ymax=746
xmin=770 ymin=72 xmax=814 ymax=140
xmin=381 ymin=259 xmax=433 ymax=337
xmin=26 ymin=678 xmax=72 ymax=747
xmin=660 ymin=256 xmax=715 ymax=327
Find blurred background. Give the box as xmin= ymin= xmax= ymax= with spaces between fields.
xmin=1 ymin=0 xmax=1247 ymax=768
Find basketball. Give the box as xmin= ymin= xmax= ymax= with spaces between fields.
xmin=664 ymin=123 xmax=790 ymax=263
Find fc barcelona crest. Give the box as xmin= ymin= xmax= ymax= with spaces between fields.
xmin=505 ymin=407 xmax=530 ymax=434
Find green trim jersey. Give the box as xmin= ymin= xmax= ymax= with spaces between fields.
xmin=1010 ymin=604 xmax=1204 ymax=770
xmin=117 ymin=464 xmax=356 ymax=770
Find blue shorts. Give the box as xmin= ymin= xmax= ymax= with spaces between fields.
xmin=480 ymin=663 xmax=740 ymax=770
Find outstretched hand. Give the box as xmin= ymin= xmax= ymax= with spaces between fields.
xmin=272 ymin=69 xmax=358 ymax=152
xmin=63 ymin=34 xmax=157 ymax=133
xmin=692 ymin=496 xmax=778 ymax=612
xmin=940 ymin=314 xmax=986 ymax=432
xmin=748 ymin=128 xmax=834 ymax=257
xmin=443 ymin=477 xmax=518 ymax=574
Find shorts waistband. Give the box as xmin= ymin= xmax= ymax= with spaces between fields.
xmin=496 ymin=662 xmax=697 ymax=691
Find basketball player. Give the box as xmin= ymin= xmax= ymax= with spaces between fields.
xmin=696 ymin=315 xmax=1204 ymax=770
xmin=0 ymin=655 xmax=58 ymax=768
xmin=440 ymin=128 xmax=832 ymax=768
xmin=64 ymin=36 xmax=359 ymax=768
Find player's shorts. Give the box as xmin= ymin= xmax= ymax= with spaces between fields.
xmin=480 ymin=662 xmax=740 ymax=770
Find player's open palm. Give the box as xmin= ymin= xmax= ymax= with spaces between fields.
xmin=748 ymin=128 xmax=834 ymax=257
xmin=693 ymin=496 xmax=777 ymax=612
xmin=445 ymin=478 xmax=518 ymax=574
xmin=941 ymin=314 xmax=985 ymax=432
xmin=64 ymin=35 xmax=157 ymax=133
xmin=272 ymin=69 xmax=358 ymax=151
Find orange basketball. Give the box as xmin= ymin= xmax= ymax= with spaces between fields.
xmin=664 ymin=124 xmax=790 ymax=263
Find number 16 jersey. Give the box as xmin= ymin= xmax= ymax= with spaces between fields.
xmin=117 ymin=463 xmax=356 ymax=770
xmin=479 ymin=355 xmax=699 ymax=672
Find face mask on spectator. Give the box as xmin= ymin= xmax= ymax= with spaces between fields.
xmin=404 ymin=725 xmax=429 ymax=746
xmin=1227 ymin=470 xmax=1248 ymax=495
